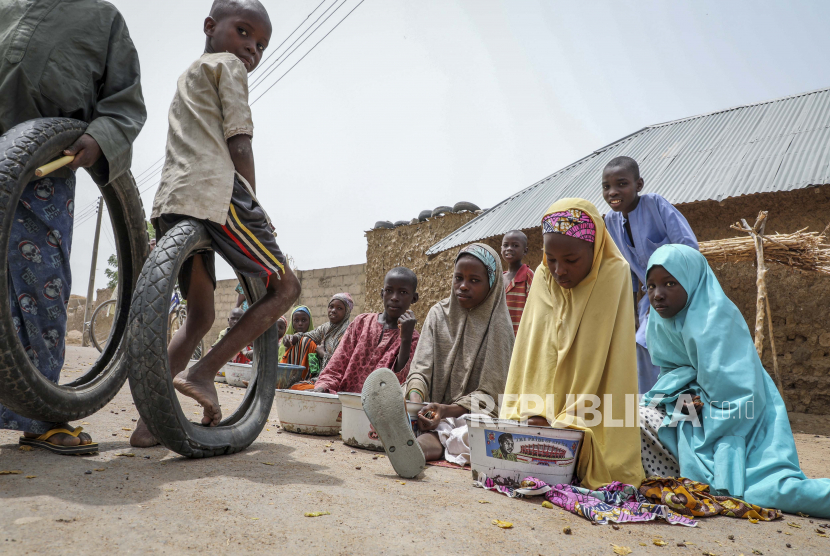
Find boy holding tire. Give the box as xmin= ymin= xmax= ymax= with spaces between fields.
xmin=133 ymin=0 xmax=301 ymax=446
xmin=0 ymin=0 xmax=146 ymax=453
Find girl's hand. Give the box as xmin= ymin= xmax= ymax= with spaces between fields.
xmin=315 ymin=346 xmax=326 ymax=359
xmin=417 ymin=403 xmax=442 ymax=431
xmin=680 ymin=395 xmax=703 ymax=415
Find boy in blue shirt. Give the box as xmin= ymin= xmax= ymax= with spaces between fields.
xmin=602 ymin=156 xmax=698 ymax=393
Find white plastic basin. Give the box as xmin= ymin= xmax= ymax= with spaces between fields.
xmin=465 ymin=416 xmax=584 ymax=488
xmin=274 ymin=389 xmax=342 ymax=436
xmin=225 ymin=363 xmax=254 ymax=388
xmin=338 ymin=392 xmax=424 ymax=451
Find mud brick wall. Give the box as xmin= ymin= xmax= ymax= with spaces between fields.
xmin=364 ymin=185 xmax=830 ymax=414
xmin=676 ymin=184 xmax=830 ymax=415
xmin=365 ymin=212 xmax=480 ymax=328
xmin=204 ymin=279 xmax=242 ymax=348
xmin=295 ymin=264 xmax=366 ymax=326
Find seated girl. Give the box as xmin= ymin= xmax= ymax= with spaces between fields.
xmin=640 ymin=244 xmax=830 ymax=517
xmin=280 ymin=306 xmax=318 ymax=380
xmin=288 ymin=293 xmax=353 ymax=390
xmin=500 ymin=199 xmax=645 ymax=489
xmin=363 ymin=244 xmax=515 ymax=476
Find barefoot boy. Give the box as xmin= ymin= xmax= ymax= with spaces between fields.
xmin=602 ymin=156 xmax=697 ymax=393
xmin=133 ymin=0 xmax=300 ymax=446
xmin=313 ymin=268 xmax=420 ymax=393
xmin=0 ymin=0 xmax=146 ymax=453
xmin=501 ymin=230 xmax=534 ymax=335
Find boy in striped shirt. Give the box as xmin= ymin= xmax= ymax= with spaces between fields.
xmin=501 ymin=230 xmax=534 ymax=335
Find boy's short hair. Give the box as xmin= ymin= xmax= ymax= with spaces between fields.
xmin=210 ymin=0 xmax=270 ymax=25
xmin=504 ymin=230 xmax=528 ymax=246
xmin=604 ymin=156 xmax=640 ymax=180
xmin=385 ymin=266 xmax=418 ymax=291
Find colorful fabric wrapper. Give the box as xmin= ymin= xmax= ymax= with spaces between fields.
xmin=474 ymin=474 xmax=697 ymax=527
xmin=639 ymin=477 xmax=782 ymax=521
xmin=542 ymin=209 xmax=596 ymax=243
xmin=457 ymin=244 xmax=498 ymax=287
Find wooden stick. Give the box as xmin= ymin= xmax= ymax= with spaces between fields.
xmin=742 ymin=212 xmax=769 ymax=359
xmin=765 ymin=294 xmax=786 ymax=403
xmin=34 ymin=155 xmax=74 ymax=177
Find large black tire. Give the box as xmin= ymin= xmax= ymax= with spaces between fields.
xmin=0 ymin=118 xmax=148 ymax=422
xmin=127 ymin=219 xmax=279 ymax=458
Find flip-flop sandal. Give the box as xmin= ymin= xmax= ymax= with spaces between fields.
xmin=19 ymin=427 xmax=98 ymax=455
xmin=361 ymin=368 xmax=425 ymax=479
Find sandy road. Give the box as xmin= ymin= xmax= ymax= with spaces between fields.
xmin=0 ymin=346 xmax=828 ymax=555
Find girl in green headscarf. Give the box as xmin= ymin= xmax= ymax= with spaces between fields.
xmin=641 ymin=244 xmax=830 ymax=518
xmin=280 ymin=306 xmax=317 ymax=379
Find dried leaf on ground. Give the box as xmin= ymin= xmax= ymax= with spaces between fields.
xmin=612 ymin=544 xmax=632 ymax=555
xmin=25 ymin=475 xmax=36 ymax=479
xmin=653 ymin=539 xmax=668 ymax=546
xmin=304 ymin=511 xmax=330 ymax=518
xmin=788 ymin=522 xmax=801 ymax=528
xmin=261 ymin=462 xmax=274 ymax=466
xmin=797 ymin=512 xmax=810 ymax=518
xmin=0 ymin=470 xmax=22 ymax=475
xmin=94 ymin=468 xmax=106 ymax=472
xmin=18 ymin=446 xmax=33 ymax=451
xmin=541 ymin=501 xmax=554 ymax=509
xmin=477 ymin=500 xmax=490 ymax=504
xmin=563 ymin=526 xmax=572 ymax=535
xmin=116 ymin=453 xmax=135 ymax=457
xmin=398 ymin=481 xmax=406 ymax=485
xmin=492 ymin=520 xmax=513 ymax=529
xmin=121 ymin=428 xmax=132 ymax=431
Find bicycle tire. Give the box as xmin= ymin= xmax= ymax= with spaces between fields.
xmin=90 ymin=299 xmax=117 ymax=353
xmin=126 ymin=219 xmax=278 ymax=458
xmin=0 ymin=118 xmax=148 ymax=422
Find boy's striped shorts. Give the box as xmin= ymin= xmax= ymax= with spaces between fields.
xmin=154 ymin=177 xmax=287 ymax=299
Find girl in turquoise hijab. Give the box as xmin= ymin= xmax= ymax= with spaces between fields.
xmin=641 ymin=244 xmax=830 ymax=517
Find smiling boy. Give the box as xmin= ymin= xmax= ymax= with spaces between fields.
xmin=133 ymin=0 xmax=302 ymax=446
xmin=313 ymin=268 xmax=420 ymax=394
xmin=602 ymin=156 xmax=698 ymax=393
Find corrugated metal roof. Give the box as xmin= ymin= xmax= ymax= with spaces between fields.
xmin=427 ymin=87 xmax=830 ymax=255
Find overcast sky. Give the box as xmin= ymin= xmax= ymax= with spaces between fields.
xmin=69 ymin=0 xmax=830 ymax=295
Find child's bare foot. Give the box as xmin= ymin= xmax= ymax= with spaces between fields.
xmin=173 ymin=366 xmax=222 ymax=426
xmin=130 ymin=418 xmax=160 ymax=447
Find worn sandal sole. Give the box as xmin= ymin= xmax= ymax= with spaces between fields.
xmin=361 ymin=368 xmax=425 ymax=479
xmin=19 ymin=437 xmax=99 ymax=455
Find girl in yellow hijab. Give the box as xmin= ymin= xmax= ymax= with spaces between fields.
xmin=500 ymin=198 xmax=645 ymax=489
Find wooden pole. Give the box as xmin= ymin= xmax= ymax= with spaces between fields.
xmin=82 ymin=197 xmax=104 ymax=347
xmin=740 ymin=211 xmax=786 ymax=402
xmin=741 ymin=213 xmax=768 ymax=357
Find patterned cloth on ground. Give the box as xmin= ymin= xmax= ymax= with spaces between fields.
xmin=0 ymin=175 xmax=75 ymax=433
xmin=639 ymin=477 xmax=782 ymax=520
xmin=474 ymin=475 xmax=696 ymax=526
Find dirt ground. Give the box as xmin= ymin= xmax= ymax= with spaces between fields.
xmin=0 ymin=347 xmax=828 ymax=555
